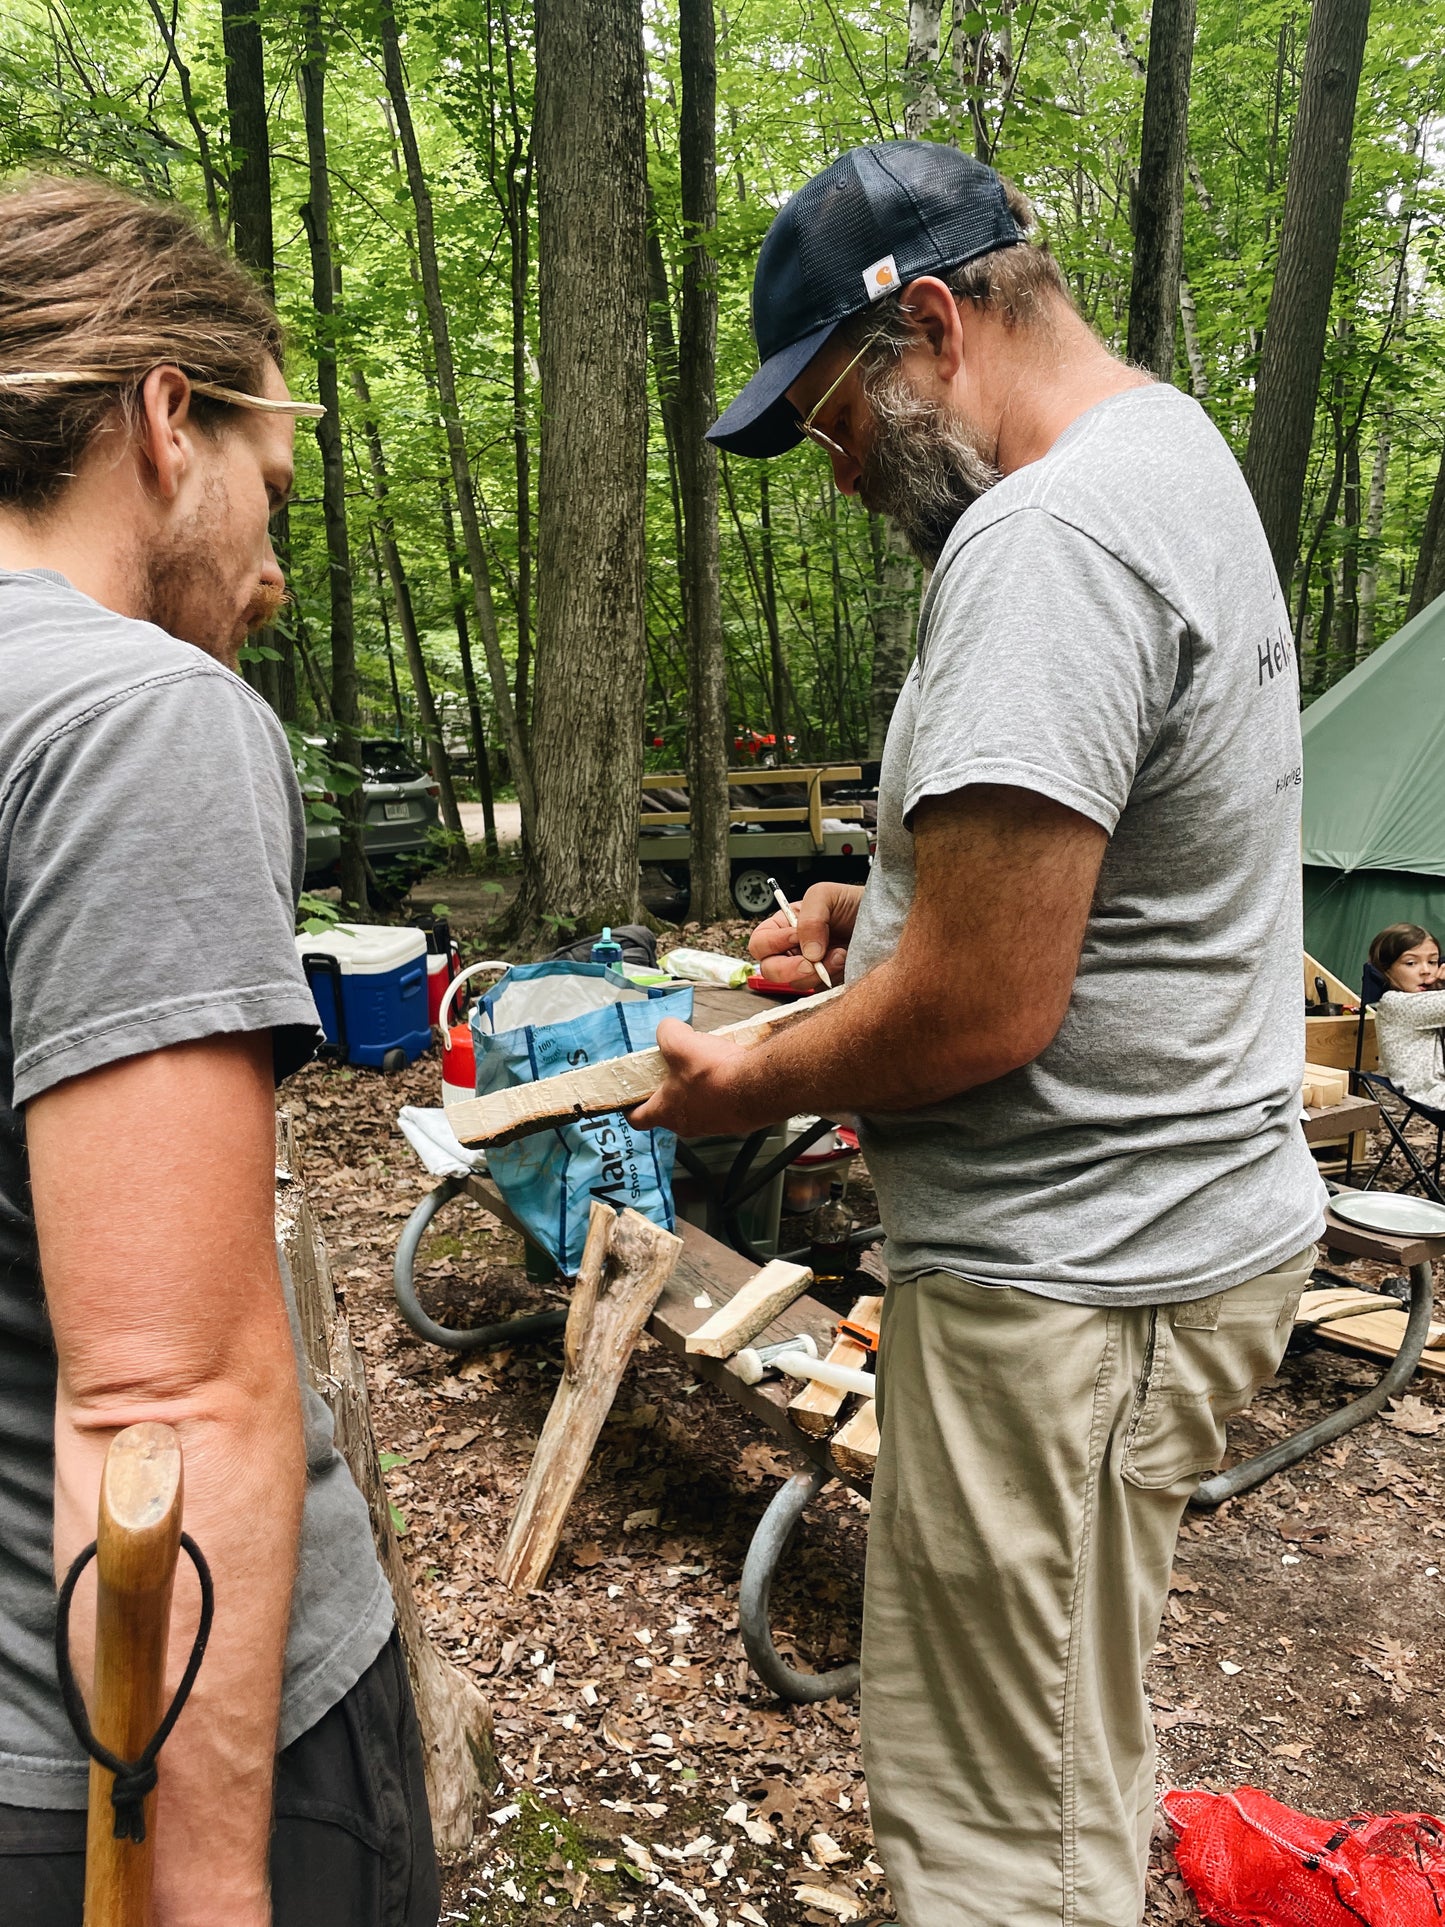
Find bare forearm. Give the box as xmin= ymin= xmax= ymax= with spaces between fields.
xmin=55 ymin=1351 xmax=305 ymax=1926
xmin=718 ymin=954 xmax=1029 ymax=1129
xmin=634 ymin=787 xmax=1104 ymax=1144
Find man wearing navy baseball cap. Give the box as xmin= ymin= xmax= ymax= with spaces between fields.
xmin=634 ymin=141 xmax=1324 ymax=1924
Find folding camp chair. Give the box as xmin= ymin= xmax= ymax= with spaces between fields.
xmin=1347 ymin=959 xmax=1445 ymax=1205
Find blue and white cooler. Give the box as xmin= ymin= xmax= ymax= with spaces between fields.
xmin=297 ymin=923 xmax=432 ymax=1070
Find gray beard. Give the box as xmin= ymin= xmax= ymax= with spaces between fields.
xmin=857 ymin=361 xmax=1002 ymax=567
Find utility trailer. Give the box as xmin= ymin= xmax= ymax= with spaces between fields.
xmin=640 ymin=763 xmax=875 ymax=916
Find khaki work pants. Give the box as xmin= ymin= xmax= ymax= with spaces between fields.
xmin=860 ymin=1247 xmax=1314 ymax=1927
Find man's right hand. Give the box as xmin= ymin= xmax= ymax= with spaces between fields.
xmin=749 ymin=880 xmax=863 ymax=990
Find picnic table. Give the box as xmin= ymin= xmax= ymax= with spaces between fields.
xmin=1302 ymin=1092 xmax=1379 ymax=1145
xmin=397 ymin=990 xmax=1438 ymax=1697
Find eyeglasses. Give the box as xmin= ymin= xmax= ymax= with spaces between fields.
xmin=796 ymin=343 xmax=869 ymax=461
xmin=0 ymin=368 xmax=325 ymax=418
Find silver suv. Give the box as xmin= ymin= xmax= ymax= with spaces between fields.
xmin=301 ymin=737 xmax=443 ymax=888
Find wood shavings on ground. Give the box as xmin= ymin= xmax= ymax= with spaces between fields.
xmin=290 ymin=998 xmax=1445 ymax=1927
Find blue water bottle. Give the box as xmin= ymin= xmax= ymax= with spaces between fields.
xmin=590 ymin=926 xmax=624 ymax=969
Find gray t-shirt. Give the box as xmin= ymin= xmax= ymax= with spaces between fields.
xmin=848 ymin=384 xmax=1327 ymax=1306
xmin=0 ymin=569 xmax=392 ymax=1809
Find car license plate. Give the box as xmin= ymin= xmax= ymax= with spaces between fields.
xmin=384 ymin=800 xmax=410 ymax=821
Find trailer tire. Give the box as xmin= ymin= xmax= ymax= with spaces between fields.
xmin=731 ymin=862 xmax=784 ymax=918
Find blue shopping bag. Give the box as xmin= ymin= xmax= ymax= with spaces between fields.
xmin=471 ymin=961 xmax=694 ymax=1276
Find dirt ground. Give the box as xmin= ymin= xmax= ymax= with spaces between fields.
xmin=287 ymin=901 xmax=1445 ymax=1926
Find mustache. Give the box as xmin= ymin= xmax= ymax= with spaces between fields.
xmin=246 ymin=582 xmax=290 ymax=633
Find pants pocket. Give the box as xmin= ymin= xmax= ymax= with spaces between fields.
xmin=1121 ymin=1252 xmax=1312 ymax=1492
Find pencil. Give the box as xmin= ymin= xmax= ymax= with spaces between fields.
xmin=766 ymin=876 xmax=833 ymax=990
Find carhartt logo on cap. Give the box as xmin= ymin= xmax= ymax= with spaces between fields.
xmin=863 ymin=254 xmax=899 ymax=302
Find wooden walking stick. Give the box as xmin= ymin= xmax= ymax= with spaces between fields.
xmin=54 ymin=1422 xmax=211 ymax=1927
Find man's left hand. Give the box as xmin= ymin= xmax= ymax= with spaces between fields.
xmin=628 ymin=1018 xmax=756 ymax=1137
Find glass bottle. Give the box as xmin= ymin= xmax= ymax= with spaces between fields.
xmin=808 ymin=1179 xmax=854 ymax=1288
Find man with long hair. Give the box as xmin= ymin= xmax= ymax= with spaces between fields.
xmin=0 ymin=176 xmax=436 ymax=1926
xmin=634 ymin=142 xmax=1326 ymax=1925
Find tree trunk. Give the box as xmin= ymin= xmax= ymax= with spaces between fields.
xmin=866 ymin=513 xmax=915 ymax=758
xmin=441 ymin=491 xmax=499 ymax=860
xmin=759 ymin=468 xmax=788 ymax=748
xmin=721 ymin=457 xmax=792 ymax=750
xmin=1408 ymin=441 xmax=1445 ymax=620
xmin=221 ymin=0 xmax=295 ymax=720
xmin=1294 ymin=369 xmax=1347 ymax=694
xmin=678 ymin=0 xmax=730 ymax=924
xmin=377 ymin=0 xmax=537 ymax=850
xmin=644 ymin=194 xmax=688 ymax=659
xmin=1178 ymin=274 xmax=1208 ymax=399
xmin=1243 ymin=0 xmax=1372 ymax=593
xmin=369 ymin=525 xmax=407 ymax=734
xmin=275 ymin=1121 xmax=494 ymax=1860
xmin=1333 ymin=417 xmax=1361 ymax=673
xmin=147 ymin=0 xmax=223 ymax=237
xmin=903 ymin=0 xmax=944 ymax=134
xmin=353 ymin=368 xmax=464 ymax=839
xmin=523 ymin=0 xmax=649 ymax=933
xmin=499 ymin=6 xmax=534 ymax=747
xmin=862 ymin=0 xmax=935 ymax=755
xmin=1126 ymin=0 xmax=1196 ymax=380
xmin=951 ymin=0 xmax=994 ymax=161
xmin=292 ymin=607 xmax=332 ymax=724
xmin=1357 ymin=424 xmax=1389 ymax=655
xmin=220 ymin=0 xmax=274 ymax=286
xmin=299 ymin=6 xmax=368 ymax=913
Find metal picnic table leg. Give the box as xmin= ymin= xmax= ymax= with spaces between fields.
xmin=1191 ymin=1258 xmax=1436 ymax=1510
xmin=739 ymin=1464 xmax=861 ymax=1703
xmin=393 ymin=1176 xmax=567 ymax=1352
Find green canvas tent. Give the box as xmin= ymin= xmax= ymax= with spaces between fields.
xmin=1302 ymin=592 xmax=1445 ymax=986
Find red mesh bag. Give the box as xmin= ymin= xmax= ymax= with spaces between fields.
xmin=1164 ymin=1786 xmax=1445 ymax=1927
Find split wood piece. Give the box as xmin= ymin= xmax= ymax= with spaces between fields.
xmin=85 ymin=1422 xmax=184 ymax=1927
xmin=685 ymin=1258 xmax=813 ymax=1360
xmin=277 ymin=1120 xmax=495 ymax=1860
xmin=499 ymin=1204 xmax=683 ymax=1592
xmin=1302 ymin=1062 xmax=1349 ymax=1109
xmin=789 ymin=1295 xmax=884 ymax=1437
xmin=468 ymin=1177 xmax=853 ymax=1479
xmin=447 ymin=985 xmax=846 ymax=1148
xmin=1297 ymin=1285 xmax=1445 ymax=1377
xmin=831 ymin=1398 xmax=880 ymax=1478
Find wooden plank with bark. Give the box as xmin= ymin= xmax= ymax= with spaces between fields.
xmin=831 ymin=1399 xmax=880 ymax=1478
xmin=463 ymin=1178 xmax=866 ymax=1487
xmin=277 ymin=1120 xmax=495 ymax=1860
xmin=684 ymin=1258 xmax=813 ymax=1358
xmin=1298 ymin=1286 xmax=1445 ymax=1376
xmin=789 ymin=1295 xmax=884 ymax=1437
xmin=498 ymin=1204 xmax=683 ymax=1591
xmin=447 ymin=985 xmax=844 ymax=1147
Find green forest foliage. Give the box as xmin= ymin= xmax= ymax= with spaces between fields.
xmin=2 ymin=0 xmax=1442 ymax=767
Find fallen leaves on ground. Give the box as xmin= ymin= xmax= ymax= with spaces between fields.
xmin=286 ymin=1010 xmax=1445 ymax=1927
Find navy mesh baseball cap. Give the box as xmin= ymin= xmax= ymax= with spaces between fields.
xmin=708 ymin=141 xmax=1024 ymax=459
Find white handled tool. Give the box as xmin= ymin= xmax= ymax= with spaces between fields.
xmin=767 ymin=1347 xmax=875 ymax=1399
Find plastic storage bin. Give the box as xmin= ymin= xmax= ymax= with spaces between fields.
xmin=296 ymin=923 xmax=431 ymax=1070
xmin=672 ymin=1121 xmax=800 ymax=1259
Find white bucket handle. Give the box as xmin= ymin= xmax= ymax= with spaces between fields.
xmin=438 ymin=960 xmax=512 ymax=1046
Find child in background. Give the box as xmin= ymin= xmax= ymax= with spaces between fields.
xmin=1368 ymin=923 xmax=1445 ymax=1110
